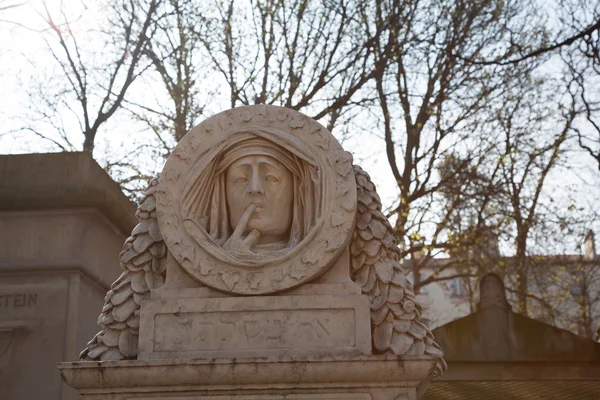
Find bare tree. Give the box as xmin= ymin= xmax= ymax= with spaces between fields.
xmin=124 ymin=0 xmax=208 ymax=151
xmin=0 ymin=0 xmax=24 ymax=25
xmin=455 ymin=0 xmax=600 ymax=170
xmin=454 ymin=0 xmax=600 ymax=66
xmin=369 ymin=0 xmax=549 ymax=293
xmin=515 ymin=222 xmax=600 ymax=340
xmin=560 ymin=0 xmax=600 ymax=170
xmin=194 ymin=0 xmax=381 ymax=131
xmin=17 ymin=0 xmax=160 ymax=154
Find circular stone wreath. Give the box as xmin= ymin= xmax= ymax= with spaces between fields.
xmin=156 ymin=105 xmax=357 ymax=295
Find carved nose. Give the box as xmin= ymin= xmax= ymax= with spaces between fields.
xmin=248 ymin=174 xmax=264 ymax=194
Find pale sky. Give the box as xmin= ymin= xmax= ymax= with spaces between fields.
xmin=1 ymin=0 xmax=599 ymax=257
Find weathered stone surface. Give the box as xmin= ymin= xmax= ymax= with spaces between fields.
xmin=0 ymin=152 xmax=136 ymax=235
xmin=0 ymin=152 xmax=135 ymax=400
xmin=58 ymin=355 xmax=436 ymax=400
xmin=138 ymin=294 xmax=371 ymax=360
xmin=133 ymin=396 xmax=373 ymax=400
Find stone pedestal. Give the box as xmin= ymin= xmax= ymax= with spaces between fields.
xmin=59 ymin=355 xmax=436 ymax=400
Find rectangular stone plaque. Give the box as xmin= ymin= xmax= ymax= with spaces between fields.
xmin=139 ymin=295 xmax=371 ymax=360
xmin=153 ymin=308 xmax=355 ymax=352
xmin=132 ymin=395 xmax=371 ymax=400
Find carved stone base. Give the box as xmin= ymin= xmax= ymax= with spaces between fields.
xmin=58 ymin=355 xmax=436 ymax=400
xmin=139 ymin=294 xmax=371 ymax=360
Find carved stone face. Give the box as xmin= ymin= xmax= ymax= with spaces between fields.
xmin=161 ymin=106 xmax=357 ymax=294
xmin=225 ymin=155 xmax=294 ymax=245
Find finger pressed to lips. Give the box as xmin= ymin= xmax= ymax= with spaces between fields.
xmin=232 ymin=204 xmax=257 ymax=236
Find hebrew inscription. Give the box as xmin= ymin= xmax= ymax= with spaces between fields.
xmin=131 ymin=395 xmax=371 ymax=400
xmin=138 ymin=295 xmax=371 ymax=360
xmin=153 ymin=309 xmax=355 ymax=353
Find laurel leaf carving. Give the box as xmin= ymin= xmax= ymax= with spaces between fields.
xmin=350 ymin=164 xmax=447 ymax=378
xmin=79 ymin=178 xmax=168 ymax=361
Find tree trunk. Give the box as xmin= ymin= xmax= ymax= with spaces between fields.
xmin=515 ymin=232 xmax=528 ymax=315
xmin=83 ymin=131 xmax=95 ymax=153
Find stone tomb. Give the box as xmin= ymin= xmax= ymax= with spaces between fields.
xmin=59 ymin=105 xmax=445 ymax=399
xmin=0 ymin=152 xmax=136 ymax=400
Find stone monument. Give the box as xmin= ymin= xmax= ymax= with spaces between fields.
xmin=59 ymin=105 xmax=446 ymax=399
xmin=0 ymin=152 xmax=136 ymax=399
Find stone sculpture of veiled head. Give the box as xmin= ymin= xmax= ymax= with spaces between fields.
xmin=157 ymin=106 xmax=356 ymax=294
xmin=181 ymin=134 xmax=320 ymax=261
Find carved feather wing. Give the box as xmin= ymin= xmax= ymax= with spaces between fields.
xmin=80 ymin=178 xmax=167 ymax=361
xmin=351 ymin=165 xmax=447 ymax=377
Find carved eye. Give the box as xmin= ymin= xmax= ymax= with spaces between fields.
xmin=235 ymin=177 xmax=248 ymax=184
xmin=265 ymin=174 xmax=279 ymax=183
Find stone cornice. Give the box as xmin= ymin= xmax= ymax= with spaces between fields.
xmin=0 ymin=152 xmax=136 ymax=235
